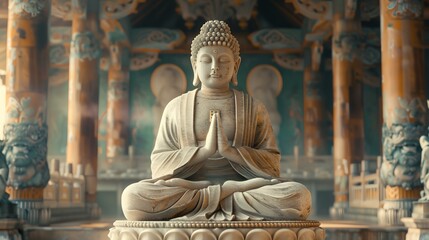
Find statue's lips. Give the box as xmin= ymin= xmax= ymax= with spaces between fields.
xmin=210 ymin=75 xmax=221 ymax=78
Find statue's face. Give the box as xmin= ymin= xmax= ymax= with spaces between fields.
xmin=196 ymin=46 xmax=235 ymax=91
xmin=2 ymin=124 xmax=50 ymax=189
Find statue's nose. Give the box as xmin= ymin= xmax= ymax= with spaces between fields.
xmin=211 ymin=62 xmax=219 ymax=72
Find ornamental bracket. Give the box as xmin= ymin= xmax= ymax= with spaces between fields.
xmin=286 ymin=0 xmax=332 ymax=20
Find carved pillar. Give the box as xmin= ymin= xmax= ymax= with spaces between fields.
xmin=330 ymin=4 xmax=363 ymax=217
xmin=4 ymin=0 xmax=50 ymax=224
xmin=378 ymin=0 xmax=426 ymax=225
xmin=106 ymin=44 xmax=130 ymax=162
xmin=66 ymin=0 xmax=101 ymax=206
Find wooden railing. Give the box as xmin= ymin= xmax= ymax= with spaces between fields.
xmin=349 ymin=157 xmax=384 ymax=209
xmin=43 ymin=159 xmax=85 ymax=208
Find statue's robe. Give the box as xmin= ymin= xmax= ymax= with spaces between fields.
xmin=122 ymin=89 xmax=311 ymax=221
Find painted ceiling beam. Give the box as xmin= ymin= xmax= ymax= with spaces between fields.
xmin=285 ymin=0 xmax=332 ymax=20
xmin=248 ymin=28 xmax=302 ymax=50
xmin=175 ymin=0 xmax=257 ymax=29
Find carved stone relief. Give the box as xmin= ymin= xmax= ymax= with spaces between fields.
xmin=380 ymin=123 xmax=425 ymax=189
xmin=10 ymin=0 xmax=47 ymax=17
xmin=333 ymin=32 xmax=362 ymax=61
xmin=387 ymin=0 xmax=423 ymax=18
xmin=70 ymin=31 xmax=101 ymax=61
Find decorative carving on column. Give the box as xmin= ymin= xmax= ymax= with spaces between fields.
xmin=70 ymin=32 xmax=101 ymax=60
xmin=3 ymin=122 xmax=49 ymax=189
xmin=381 ymin=122 xmax=425 ymax=189
xmin=332 ymin=32 xmax=362 ymax=61
xmin=273 ymin=53 xmax=304 ymax=71
xmin=9 ymin=0 xmax=47 ymax=17
xmin=286 ymin=0 xmax=332 ymax=20
xmin=50 ymin=44 xmax=69 ymax=66
xmin=249 ymin=29 xmax=302 ymax=50
xmin=381 ymin=97 xmax=426 ymax=189
xmin=387 ymin=0 xmax=423 ymax=18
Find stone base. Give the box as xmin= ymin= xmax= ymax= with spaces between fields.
xmin=14 ymin=200 xmax=50 ymax=226
xmin=402 ymin=201 xmax=429 ymax=240
xmin=402 ymin=218 xmax=429 ymax=240
xmin=378 ymin=200 xmax=413 ymax=225
xmin=108 ymin=220 xmax=325 ymax=240
xmin=0 ymin=219 xmax=22 ymax=240
xmin=330 ymin=202 xmax=348 ymax=218
xmin=412 ymin=201 xmax=429 ymax=219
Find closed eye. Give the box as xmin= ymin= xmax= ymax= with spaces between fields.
xmin=219 ymin=57 xmax=231 ymax=63
xmin=200 ymin=56 xmax=211 ymax=63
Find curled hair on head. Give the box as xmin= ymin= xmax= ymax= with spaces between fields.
xmin=190 ymin=20 xmax=240 ymax=64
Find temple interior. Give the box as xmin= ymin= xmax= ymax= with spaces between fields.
xmin=0 ymin=0 xmax=429 ymax=239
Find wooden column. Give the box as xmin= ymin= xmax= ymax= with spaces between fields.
xmin=378 ymin=0 xmax=425 ymax=225
xmin=349 ymin=71 xmax=364 ymax=166
xmin=330 ymin=4 xmax=363 ymax=216
xmin=303 ymin=67 xmax=327 ymax=157
xmin=66 ymin=0 xmax=100 ymax=203
xmin=106 ymin=44 xmax=130 ymax=162
xmin=3 ymin=0 xmax=50 ymax=224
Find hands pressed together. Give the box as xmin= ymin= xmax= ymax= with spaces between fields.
xmin=201 ymin=112 xmax=233 ymax=159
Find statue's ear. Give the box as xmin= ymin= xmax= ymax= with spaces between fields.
xmin=232 ymin=57 xmax=241 ymax=86
xmin=191 ymin=57 xmax=200 ymax=86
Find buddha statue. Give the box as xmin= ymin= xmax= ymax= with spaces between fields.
xmin=121 ymin=20 xmax=311 ymax=221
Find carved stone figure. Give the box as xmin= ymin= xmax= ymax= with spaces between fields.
xmin=420 ymin=135 xmax=429 ymax=201
xmin=380 ymin=123 xmax=424 ymax=189
xmin=0 ymin=140 xmax=17 ymax=218
xmin=122 ymin=20 xmax=311 ymax=221
xmin=2 ymin=123 xmax=50 ymax=189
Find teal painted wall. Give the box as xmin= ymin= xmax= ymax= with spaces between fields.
xmin=46 ymin=53 xmax=382 ymax=163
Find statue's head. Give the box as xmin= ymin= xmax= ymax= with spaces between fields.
xmin=190 ymin=20 xmax=241 ymax=88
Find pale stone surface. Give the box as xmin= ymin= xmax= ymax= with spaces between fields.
xmin=403 ymin=217 xmax=429 ymax=240
xmin=121 ymin=20 xmax=311 ymax=221
xmin=108 ymin=220 xmax=325 ymax=240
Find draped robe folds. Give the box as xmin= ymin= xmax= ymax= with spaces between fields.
xmin=122 ymin=89 xmax=311 ymax=221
